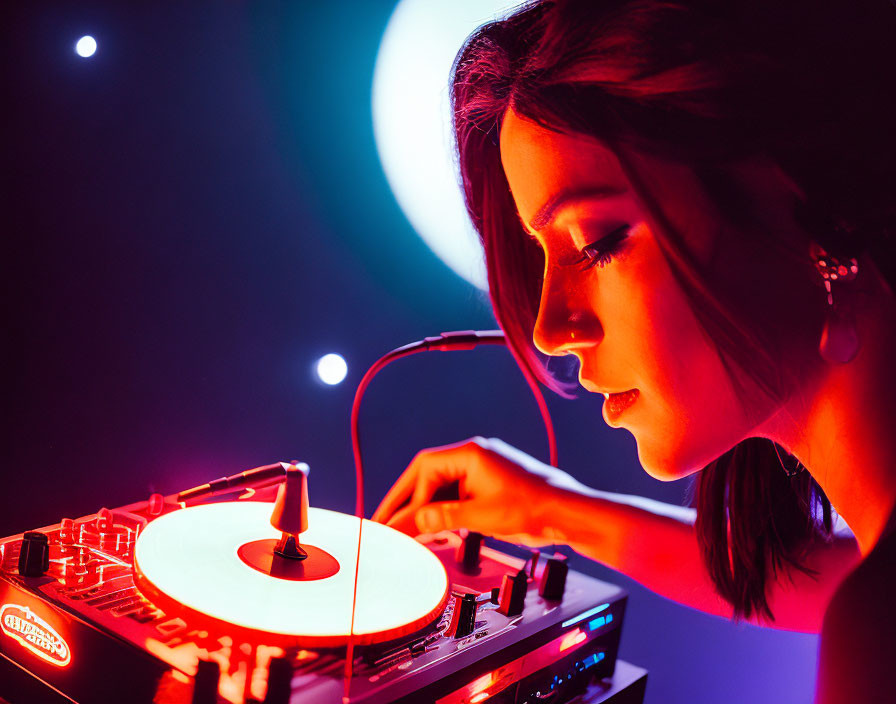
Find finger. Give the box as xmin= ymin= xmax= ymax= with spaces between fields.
xmin=373 ymin=441 xmax=472 ymax=523
xmin=372 ymin=461 xmax=420 ymax=523
xmin=494 ymin=533 xmax=550 ymax=548
xmin=386 ymin=479 xmax=461 ymax=536
xmin=415 ymin=500 xmax=482 ymax=534
xmin=409 ymin=460 xmax=465 ymax=507
xmin=385 ymin=504 xmax=419 ymax=536
xmin=386 ymin=470 xmax=469 ymax=536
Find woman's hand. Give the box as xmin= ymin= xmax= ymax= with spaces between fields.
xmin=373 ymin=436 xmax=859 ymax=632
xmin=372 ymin=436 xmax=579 ymax=546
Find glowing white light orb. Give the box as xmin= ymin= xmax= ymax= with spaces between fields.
xmin=372 ymin=0 xmax=523 ymax=290
xmin=316 ymin=353 xmax=348 ymax=385
xmin=75 ymin=36 xmax=97 ymax=58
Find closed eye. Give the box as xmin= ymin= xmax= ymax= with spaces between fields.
xmin=572 ymin=224 xmax=630 ymax=270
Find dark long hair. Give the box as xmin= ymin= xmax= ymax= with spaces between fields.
xmin=451 ymin=0 xmax=896 ymax=620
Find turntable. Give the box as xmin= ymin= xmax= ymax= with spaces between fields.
xmin=0 ymin=330 xmax=646 ymax=703
xmin=0 ymin=461 xmax=641 ymax=703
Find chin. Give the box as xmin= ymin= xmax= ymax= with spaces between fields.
xmin=633 ymin=434 xmax=710 ymax=482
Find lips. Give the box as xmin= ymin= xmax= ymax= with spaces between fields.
xmin=602 ymin=389 xmax=639 ymax=423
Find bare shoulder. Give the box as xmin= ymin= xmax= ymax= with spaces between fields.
xmin=815 ymin=530 xmax=896 ymax=704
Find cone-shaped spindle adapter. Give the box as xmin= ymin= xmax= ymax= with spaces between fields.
xmin=270 ymin=463 xmax=310 ymax=536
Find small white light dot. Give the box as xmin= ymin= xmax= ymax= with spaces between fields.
xmin=316 ymin=354 xmax=348 ymax=386
xmin=75 ymin=36 xmax=97 ymax=58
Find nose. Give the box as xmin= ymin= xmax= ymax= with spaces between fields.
xmin=532 ymin=267 xmax=603 ymax=357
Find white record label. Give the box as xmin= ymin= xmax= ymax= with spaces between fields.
xmin=134 ymin=503 xmax=449 ymax=644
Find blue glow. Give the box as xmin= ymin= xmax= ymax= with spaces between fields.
xmin=587 ymin=616 xmax=605 ymax=631
xmin=581 ymin=652 xmax=606 ymax=670
xmin=587 ymin=612 xmax=613 ymax=632
xmin=561 ymin=603 xmax=609 ymax=628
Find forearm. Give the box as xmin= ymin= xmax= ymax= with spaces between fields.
xmin=538 ymin=481 xmax=858 ymax=632
xmin=540 ymin=482 xmax=733 ymax=617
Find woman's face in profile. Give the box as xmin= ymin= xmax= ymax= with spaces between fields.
xmin=499 ymin=108 xmax=775 ymax=479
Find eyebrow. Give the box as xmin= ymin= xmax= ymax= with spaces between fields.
xmin=528 ymin=185 xmax=628 ymax=231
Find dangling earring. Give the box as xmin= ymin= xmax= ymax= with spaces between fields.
xmin=773 ymin=441 xmax=805 ymax=478
xmin=810 ymin=243 xmax=859 ymax=364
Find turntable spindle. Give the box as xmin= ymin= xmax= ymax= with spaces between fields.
xmin=269 ymin=463 xmax=310 ymax=560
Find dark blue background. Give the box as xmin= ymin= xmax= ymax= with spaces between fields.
xmin=5 ymin=3 xmax=818 ymax=702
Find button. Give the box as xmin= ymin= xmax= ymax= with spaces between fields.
xmin=126 ymin=607 xmax=161 ymax=624
xmin=18 ymin=532 xmax=50 ymax=577
xmin=263 ymin=656 xmax=293 ymax=704
xmin=59 ymin=518 xmax=75 ymax=543
xmin=497 ymin=569 xmax=528 ymax=617
xmin=455 ymin=530 xmax=483 ymax=572
xmin=96 ymin=508 xmax=113 ymax=532
xmin=148 ymin=493 xmax=165 ymax=517
xmin=527 ymin=549 xmax=540 ymax=579
xmin=446 ymin=593 xmax=478 ymax=639
xmin=538 ymin=555 xmax=568 ymax=600
xmin=191 ymin=659 xmax=220 ymax=704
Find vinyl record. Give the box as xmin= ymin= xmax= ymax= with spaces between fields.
xmin=134 ymin=502 xmax=449 ymax=646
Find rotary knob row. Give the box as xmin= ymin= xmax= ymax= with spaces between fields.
xmin=456 ymin=532 xmax=568 ymax=601
xmin=492 ymin=553 xmax=568 ymax=618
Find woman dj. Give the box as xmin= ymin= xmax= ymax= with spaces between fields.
xmin=372 ymin=1 xmax=896 ymax=700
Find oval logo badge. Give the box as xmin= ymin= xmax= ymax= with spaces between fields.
xmin=1 ymin=603 xmax=71 ymax=667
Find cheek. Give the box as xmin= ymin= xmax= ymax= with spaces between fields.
xmin=617 ymin=240 xmax=750 ymax=477
xmin=645 ymin=282 xmax=720 ymax=415
xmin=619 ymin=237 xmax=709 ymax=406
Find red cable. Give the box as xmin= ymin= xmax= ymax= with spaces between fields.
xmin=350 ymin=330 xmax=557 ymax=519
xmin=343 ymin=330 xmax=558 ymax=700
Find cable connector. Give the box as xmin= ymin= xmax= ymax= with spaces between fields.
xmin=421 ymin=330 xmax=505 ymax=352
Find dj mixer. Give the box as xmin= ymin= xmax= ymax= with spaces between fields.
xmin=0 ymin=462 xmax=644 ymax=704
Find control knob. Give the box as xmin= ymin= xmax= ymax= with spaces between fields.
xmin=445 ymin=592 xmax=478 ymax=639
xmin=497 ymin=569 xmax=528 ymax=617
xmin=191 ymin=658 xmax=220 ymax=704
xmin=18 ymin=532 xmax=49 ymax=577
xmin=263 ymin=656 xmax=293 ymax=704
xmin=538 ymin=554 xmax=569 ymax=600
xmin=455 ymin=530 xmax=483 ymax=572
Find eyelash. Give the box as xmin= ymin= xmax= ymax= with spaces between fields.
xmin=572 ymin=224 xmax=630 ymax=270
